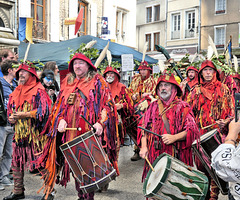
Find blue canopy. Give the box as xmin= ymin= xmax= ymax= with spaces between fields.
xmin=19 ymin=35 xmax=157 ymax=70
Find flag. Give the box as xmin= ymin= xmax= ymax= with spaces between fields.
xmin=19 ymin=17 xmax=33 ymax=43
xmin=74 ymin=7 xmax=84 ymax=35
xmin=225 ymin=36 xmax=232 ymax=67
xmin=227 ymin=37 xmax=232 ymax=60
xmin=101 ymin=17 xmax=109 ymax=35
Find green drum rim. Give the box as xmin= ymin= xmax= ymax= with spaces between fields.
xmin=143 ymin=153 xmax=171 ymax=198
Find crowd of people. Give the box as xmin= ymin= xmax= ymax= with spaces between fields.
xmin=0 ymin=46 xmax=239 ymax=200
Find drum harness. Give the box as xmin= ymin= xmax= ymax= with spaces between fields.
xmin=158 ymin=99 xmax=178 ymax=158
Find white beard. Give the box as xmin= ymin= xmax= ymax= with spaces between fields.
xmin=160 ymin=90 xmax=171 ymax=101
xmin=106 ymin=76 xmax=115 ymax=83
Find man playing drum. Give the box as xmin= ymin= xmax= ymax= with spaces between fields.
xmin=3 ymin=63 xmax=52 ymax=200
xmin=128 ymin=61 xmax=156 ymax=161
xmin=187 ymin=60 xmax=234 ymax=199
xmin=35 ymin=53 xmax=119 ymax=200
xmin=139 ymin=73 xmax=200 ymax=182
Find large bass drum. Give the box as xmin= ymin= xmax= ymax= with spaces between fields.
xmin=143 ymin=153 xmax=208 ymax=200
xmin=60 ymin=130 xmax=116 ymax=194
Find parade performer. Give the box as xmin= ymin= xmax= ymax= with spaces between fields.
xmin=138 ymin=73 xmax=200 ymax=181
xmin=103 ymin=52 xmax=133 ymax=147
xmin=180 ymin=66 xmax=198 ymax=100
xmin=3 ymin=63 xmax=51 ymax=200
xmin=231 ymin=73 xmax=240 ymax=93
xmin=219 ymin=69 xmax=237 ymax=96
xmin=128 ymin=60 xmax=156 ymax=161
xmin=187 ymin=59 xmax=234 ymax=200
xmin=35 ymin=52 xmax=118 ymax=200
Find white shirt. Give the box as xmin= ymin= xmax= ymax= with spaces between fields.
xmin=212 ymin=143 xmax=240 ymax=199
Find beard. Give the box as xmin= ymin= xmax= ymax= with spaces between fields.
xmin=19 ymin=76 xmax=26 ymax=85
xmin=159 ymin=90 xmax=171 ymax=101
xmin=106 ymin=76 xmax=115 ymax=83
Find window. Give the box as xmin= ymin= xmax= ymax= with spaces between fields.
xmin=215 ymin=0 xmax=226 ymax=14
xmin=146 ymin=34 xmax=151 ymax=51
xmin=146 ymin=5 xmax=160 ymax=23
xmin=171 ymin=14 xmax=180 ymax=39
xmin=185 ymin=11 xmax=195 ymax=38
xmin=154 ymin=5 xmax=160 ymax=21
xmin=31 ymin=0 xmax=46 ymax=40
xmin=215 ymin=26 xmax=225 ymax=48
xmin=146 ymin=7 xmax=152 ymax=23
xmin=154 ymin=32 xmax=160 ymax=50
xmin=78 ymin=1 xmax=88 ymax=36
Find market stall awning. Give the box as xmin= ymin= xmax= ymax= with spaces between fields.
xmin=19 ymin=35 xmax=157 ymax=70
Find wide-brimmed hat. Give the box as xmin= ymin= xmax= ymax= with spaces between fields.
xmin=198 ymin=60 xmax=220 ymax=81
xmin=68 ymin=53 xmax=97 ymax=73
xmin=16 ymin=63 xmax=39 ymax=81
xmin=103 ymin=66 xmax=120 ymax=80
xmin=155 ymin=73 xmax=182 ymax=96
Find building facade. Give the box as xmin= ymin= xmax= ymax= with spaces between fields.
xmin=0 ymin=0 xmax=20 ymax=50
xmin=136 ymin=0 xmax=200 ymax=63
xmin=201 ymin=0 xmax=240 ymax=59
xmin=136 ymin=0 xmax=166 ymax=60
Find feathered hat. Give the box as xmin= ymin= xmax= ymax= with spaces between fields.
xmin=138 ymin=42 xmax=152 ymax=71
xmin=103 ymin=50 xmax=120 ymax=80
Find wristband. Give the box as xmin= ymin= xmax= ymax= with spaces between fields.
xmin=225 ymin=139 xmax=237 ymax=145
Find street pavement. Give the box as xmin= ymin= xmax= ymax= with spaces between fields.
xmin=1 ymin=145 xmax=228 ymax=200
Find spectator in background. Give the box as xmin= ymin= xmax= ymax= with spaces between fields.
xmin=0 ymin=60 xmax=18 ymax=190
xmin=40 ymin=69 xmax=57 ymax=106
xmin=43 ymin=61 xmax=60 ymax=92
xmin=0 ymin=49 xmax=18 ymax=77
xmin=212 ymin=119 xmax=240 ymax=200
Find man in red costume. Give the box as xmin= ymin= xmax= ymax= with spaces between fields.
xmin=128 ymin=61 xmax=156 ymax=161
xmin=187 ymin=60 xmax=234 ymax=200
xmin=138 ymin=73 xmax=199 ymax=181
xmin=232 ymin=73 xmax=240 ymax=93
xmin=36 ymin=53 xmax=118 ymax=200
xmin=219 ymin=69 xmax=237 ymax=97
xmin=103 ymin=66 xmax=133 ymax=146
xmin=3 ymin=63 xmax=51 ymax=200
xmin=180 ymin=66 xmax=198 ymax=101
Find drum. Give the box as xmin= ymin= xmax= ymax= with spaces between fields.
xmin=126 ymin=97 xmax=151 ymax=145
xmin=143 ymin=153 xmax=208 ymax=200
xmin=192 ymin=129 xmax=228 ymax=195
xmin=59 ymin=130 xmax=117 ymax=194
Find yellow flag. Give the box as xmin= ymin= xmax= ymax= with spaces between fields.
xmin=26 ymin=18 xmax=33 ymax=43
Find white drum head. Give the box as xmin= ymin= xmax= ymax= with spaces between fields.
xmin=145 ymin=156 xmax=168 ymax=195
xmin=192 ymin=128 xmax=217 ymax=145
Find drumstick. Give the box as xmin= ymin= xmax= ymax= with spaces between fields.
xmin=138 ymin=126 xmax=162 ymax=138
xmin=202 ymin=123 xmax=217 ymax=130
xmin=65 ymin=127 xmax=82 ymax=131
xmin=202 ymin=117 xmax=234 ymax=130
xmin=80 ymin=115 xmax=96 ymax=132
xmin=145 ymin=157 xmax=155 ymax=172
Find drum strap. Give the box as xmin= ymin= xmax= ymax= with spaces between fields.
xmin=158 ymin=99 xmax=171 ymax=135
